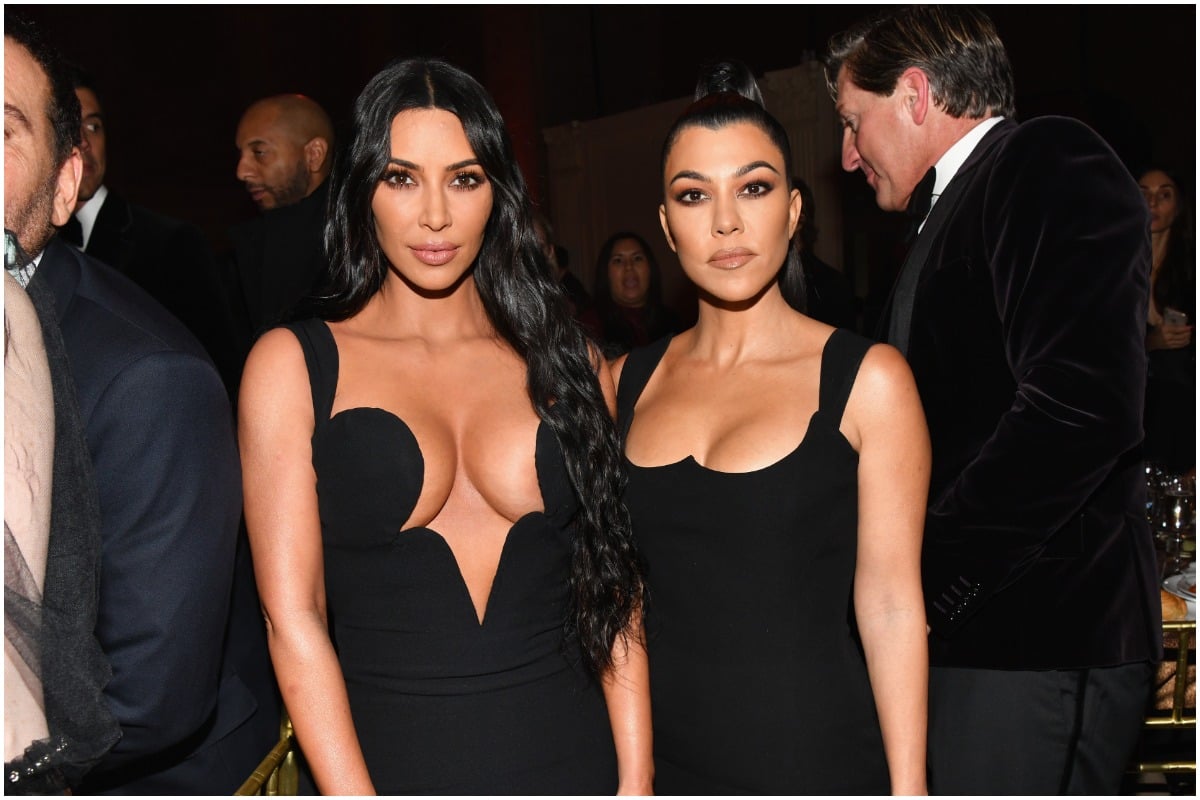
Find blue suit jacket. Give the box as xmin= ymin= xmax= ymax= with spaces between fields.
xmin=84 ymin=189 xmax=242 ymax=398
xmin=30 ymin=239 xmax=279 ymax=793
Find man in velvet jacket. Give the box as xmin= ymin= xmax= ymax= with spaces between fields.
xmin=826 ymin=6 xmax=1161 ymax=794
xmin=5 ymin=17 xmax=279 ymax=794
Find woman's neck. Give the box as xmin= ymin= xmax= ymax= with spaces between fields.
xmin=1151 ymin=228 xmax=1172 ymax=273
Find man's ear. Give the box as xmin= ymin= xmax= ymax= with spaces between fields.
xmin=304 ymin=136 xmax=330 ymax=173
xmin=897 ymin=66 xmax=932 ymax=126
xmin=50 ymin=148 xmax=82 ymax=227
xmin=658 ymin=204 xmax=677 ymax=253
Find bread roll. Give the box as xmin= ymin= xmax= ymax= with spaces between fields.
xmin=1161 ymin=588 xmax=1189 ymax=621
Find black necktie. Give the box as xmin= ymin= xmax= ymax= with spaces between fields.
xmin=904 ymin=167 xmax=936 ymax=242
xmin=59 ymin=214 xmax=84 ymax=248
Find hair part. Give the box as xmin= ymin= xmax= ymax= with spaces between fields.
xmin=318 ymin=56 xmax=642 ymax=673
xmin=824 ymin=5 xmax=1015 ymax=120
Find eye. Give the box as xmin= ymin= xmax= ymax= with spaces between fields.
xmin=450 ymin=170 xmax=485 ymax=190
xmin=382 ymin=169 xmax=415 ymax=188
xmin=740 ymin=180 xmax=773 ymax=198
xmin=674 ymin=188 xmax=707 ymax=205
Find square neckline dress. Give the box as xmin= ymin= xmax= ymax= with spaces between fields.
xmin=616 ymin=328 xmax=890 ymax=794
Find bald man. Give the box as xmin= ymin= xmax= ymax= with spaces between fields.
xmin=234 ymin=94 xmax=333 ymax=211
xmin=224 ymin=95 xmax=335 ymax=396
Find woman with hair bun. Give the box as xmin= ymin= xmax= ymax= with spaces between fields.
xmin=614 ymin=60 xmax=930 ymax=793
xmin=239 ymin=57 xmax=650 ymax=795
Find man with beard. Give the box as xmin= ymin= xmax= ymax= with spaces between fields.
xmin=225 ymin=94 xmax=335 ymax=394
xmin=5 ymin=14 xmax=279 ymax=793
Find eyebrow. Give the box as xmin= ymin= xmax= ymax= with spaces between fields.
xmin=386 ymin=157 xmax=482 ymax=173
xmin=5 ymin=103 xmax=32 ymax=132
xmin=667 ymin=160 xmax=780 ymax=186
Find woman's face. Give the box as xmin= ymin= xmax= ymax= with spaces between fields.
xmin=371 ymin=108 xmax=494 ymax=292
xmin=1138 ymin=169 xmax=1178 ymax=234
xmin=658 ymin=121 xmax=800 ymax=305
xmin=606 ymin=237 xmax=652 ymax=308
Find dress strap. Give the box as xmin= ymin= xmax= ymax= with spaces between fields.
xmin=280 ymin=318 xmax=338 ymax=426
xmin=818 ymin=328 xmax=875 ymax=428
xmin=615 ymin=334 xmax=672 ymax=442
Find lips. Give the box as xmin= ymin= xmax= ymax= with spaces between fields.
xmin=708 ymin=247 xmax=754 ymax=269
xmin=411 ymin=243 xmax=460 ymax=266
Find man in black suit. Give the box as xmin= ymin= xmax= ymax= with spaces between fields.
xmin=5 ymin=16 xmax=279 ymax=794
xmin=826 ymin=6 xmax=1160 ymax=794
xmin=62 ymin=66 xmax=242 ymax=398
xmin=226 ymin=94 xmax=334 ymax=385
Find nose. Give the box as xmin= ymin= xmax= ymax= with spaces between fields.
xmin=78 ymin=130 xmax=91 ymax=153
xmin=236 ymin=151 xmax=254 ymax=183
xmin=711 ymin=193 xmax=742 ymax=237
xmin=841 ymin=128 xmax=861 ymax=173
xmin=420 ymin=186 xmax=450 ymax=231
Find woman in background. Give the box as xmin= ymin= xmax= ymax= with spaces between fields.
xmin=580 ymin=231 xmax=684 ymax=358
xmin=614 ymin=61 xmax=929 ymax=794
xmin=1138 ymin=165 xmax=1195 ymax=472
xmin=239 ymin=57 xmax=649 ymax=795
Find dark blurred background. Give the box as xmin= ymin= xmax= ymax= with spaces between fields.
xmin=11 ymin=4 xmax=1196 ymax=257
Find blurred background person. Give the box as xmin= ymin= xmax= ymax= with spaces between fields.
xmin=60 ymin=63 xmax=242 ymax=399
xmin=234 ymin=94 xmax=334 ymax=214
xmin=225 ymin=94 xmax=336 ymax=399
xmin=532 ymin=208 xmax=591 ymax=318
xmin=1138 ymin=164 xmax=1195 ymax=473
xmin=580 ymin=230 xmax=685 ymax=358
xmin=794 ymin=175 xmax=857 ymax=331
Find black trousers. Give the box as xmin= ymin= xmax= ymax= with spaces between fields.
xmin=928 ymin=662 xmax=1155 ymax=795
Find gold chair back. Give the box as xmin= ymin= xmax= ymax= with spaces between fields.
xmin=234 ymin=709 xmax=298 ymax=796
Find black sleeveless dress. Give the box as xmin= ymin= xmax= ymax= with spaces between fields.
xmin=285 ymin=319 xmax=617 ymax=794
xmin=617 ymin=329 xmax=890 ymax=795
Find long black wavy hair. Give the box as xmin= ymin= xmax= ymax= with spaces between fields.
xmin=660 ymin=60 xmax=806 ymax=313
xmin=318 ymin=57 xmax=641 ymax=673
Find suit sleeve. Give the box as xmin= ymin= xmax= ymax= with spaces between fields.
xmin=923 ymin=120 xmax=1151 ymax=634
xmin=86 ymin=349 xmax=242 ymax=767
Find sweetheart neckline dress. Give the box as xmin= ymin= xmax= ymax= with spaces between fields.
xmin=616 ymin=329 xmax=890 ymax=794
xmin=285 ymin=318 xmax=617 ymax=794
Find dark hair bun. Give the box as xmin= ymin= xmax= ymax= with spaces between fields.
xmin=693 ymin=59 xmax=764 ymax=107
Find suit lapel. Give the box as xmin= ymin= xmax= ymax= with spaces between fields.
xmin=883 ymin=120 xmax=1015 ymax=355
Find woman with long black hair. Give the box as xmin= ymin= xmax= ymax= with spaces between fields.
xmin=238 ymin=57 xmax=649 ymax=795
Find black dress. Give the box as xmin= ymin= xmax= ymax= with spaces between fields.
xmin=285 ymin=319 xmax=617 ymax=794
xmin=617 ymin=330 xmax=889 ymax=795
